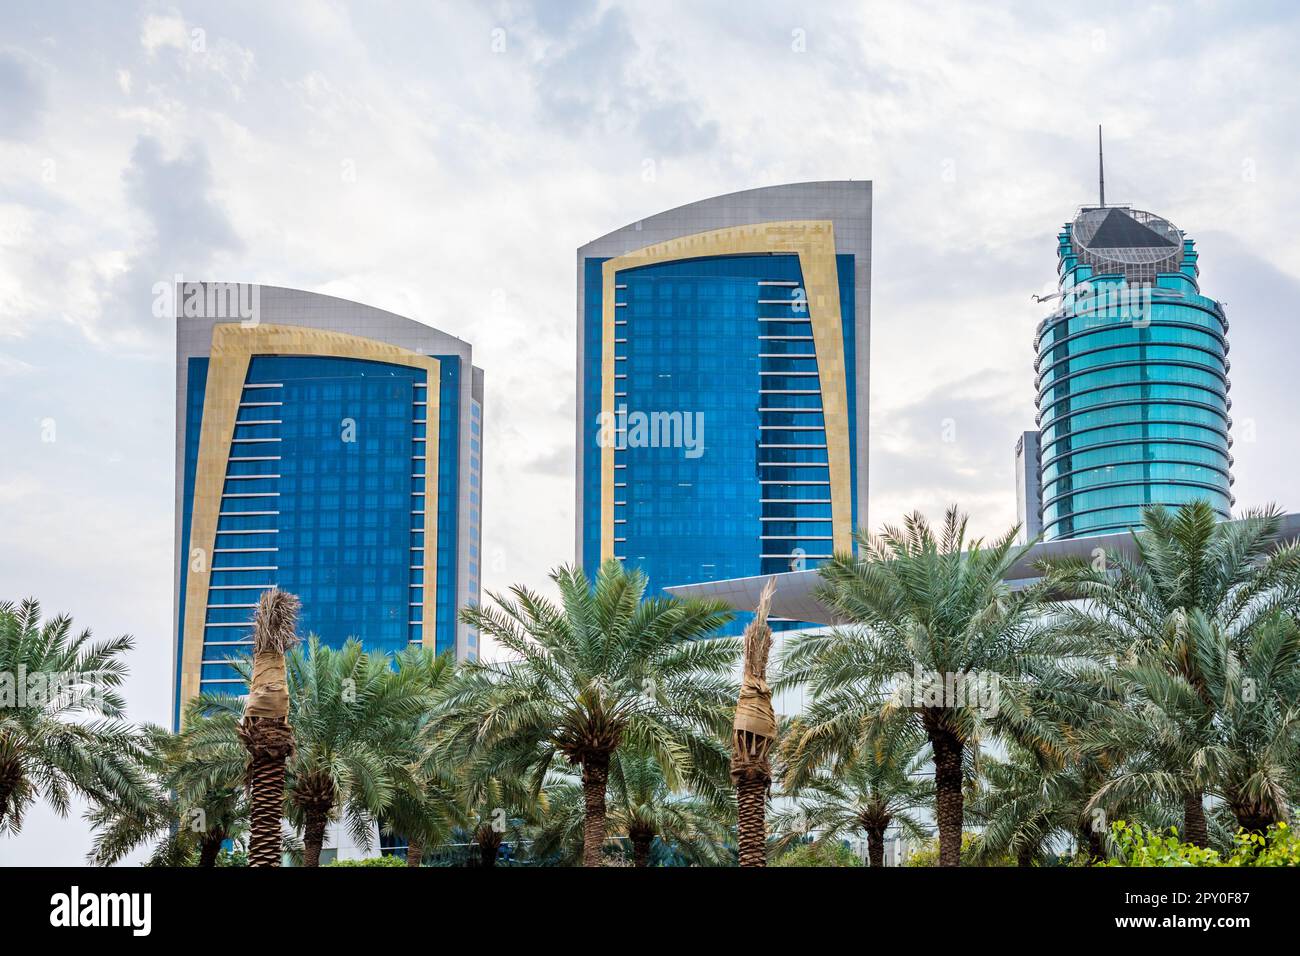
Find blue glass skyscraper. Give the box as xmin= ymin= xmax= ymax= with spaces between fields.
xmin=1035 ymin=204 xmax=1233 ymax=540
xmin=576 ymin=183 xmax=871 ymax=629
xmin=173 ymin=283 xmax=484 ymax=725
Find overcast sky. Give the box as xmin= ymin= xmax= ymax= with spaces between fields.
xmin=2 ymin=0 xmax=1298 ymax=864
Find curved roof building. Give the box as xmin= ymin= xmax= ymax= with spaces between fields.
xmin=173 ymin=283 xmax=484 ymax=724
xmin=576 ymin=182 xmax=871 ymax=629
xmin=1035 ymin=205 xmax=1233 ymax=540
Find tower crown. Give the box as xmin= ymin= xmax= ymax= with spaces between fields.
xmin=1070 ymin=206 xmax=1183 ymax=282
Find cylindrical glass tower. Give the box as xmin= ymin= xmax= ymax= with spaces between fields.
xmin=1035 ymin=206 xmax=1233 ymax=541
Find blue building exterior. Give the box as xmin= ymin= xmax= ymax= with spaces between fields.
xmin=1035 ymin=206 xmax=1233 ymax=540
xmin=576 ymin=183 xmax=871 ymax=631
xmin=173 ymin=284 xmax=484 ymax=726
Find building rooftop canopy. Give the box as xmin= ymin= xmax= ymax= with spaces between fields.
xmin=665 ymin=513 xmax=1300 ymax=626
xmin=1070 ymin=206 xmax=1184 ymax=276
xmin=1086 ymin=207 xmax=1179 ymax=249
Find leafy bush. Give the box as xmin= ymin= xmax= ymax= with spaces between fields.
xmin=325 ymin=854 xmax=408 ymax=867
xmin=160 ymin=846 xmax=248 ymax=867
xmin=1098 ymin=820 xmax=1300 ymax=867
xmin=906 ymin=832 xmax=980 ymax=867
xmin=771 ymin=840 xmax=863 ymax=867
xmin=1227 ymin=822 xmax=1300 ymax=866
xmin=1098 ymin=821 xmax=1222 ymax=867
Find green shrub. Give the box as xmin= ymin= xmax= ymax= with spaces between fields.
xmin=771 ymin=840 xmax=863 ymax=867
xmin=1098 ymin=820 xmax=1300 ymax=867
xmin=1226 ymin=822 xmax=1300 ymax=866
xmin=325 ymin=854 xmax=408 ymax=867
xmin=906 ymin=832 xmax=982 ymax=867
xmin=1098 ymin=821 xmax=1222 ymax=867
xmin=161 ymin=847 xmax=248 ymax=867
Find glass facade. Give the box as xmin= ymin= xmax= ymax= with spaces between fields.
xmin=178 ymin=350 xmax=464 ymax=720
xmin=1035 ymin=207 xmax=1233 ymax=540
xmin=581 ymin=250 xmax=859 ymax=633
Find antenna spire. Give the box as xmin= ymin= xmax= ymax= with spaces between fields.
xmin=1098 ymin=125 xmax=1106 ymax=207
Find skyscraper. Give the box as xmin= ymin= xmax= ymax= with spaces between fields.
xmin=1034 ymin=200 xmax=1233 ymax=541
xmin=576 ymin=182 xmax=870 ymax=627
xmin=173 ymin=283 xmax=484 ymax=726
xmin=1014 ymin=430 xmax=1043 ymax=543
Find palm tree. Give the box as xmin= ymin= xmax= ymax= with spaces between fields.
xmin=453 ymin=560 xmax=737 ymax=866
xmin=1210 ymin=614 xmax=1300 ymax=833
xmin=530 ymin=750 xmax=733 ymax=866
xmin=384 ymin=646 xmax=462 ymax=867
xmin=778 ymin=508 xmax=1066 ymax=866
xmin=384 ymin=780 xmax=454 ymax=868
xmin=0 ymin=598 xmax=149 ymax=836
xmin=194 ymin=637 xmax=434 ymax=866
xmin=732 ymin=578 xmax=777 ymax=867
xmin=86 ymin=716 xmax=246 ymax=867
xmin=966 ymin=742 xmax=1099 ymax=866
xmin=1084 ymin=611 xmax=1300 ymax=837
xmin=460 ymin=773 xmax=545 ymax=867
xmin=1049 ymin=502 xmax=1300 ymax=846
xmin=237 ymin=589 xmax=299 ymax=867
xmin=520 ymin=777 xmax=588 ymax=865
xmin=989 ymin=658 xmax=1145 ymax=864
xmin=615 ymin=748 xmax=732 ymax=866
xmin=396 ymin=650 xmax=558 ymax=869
xmin=773 ymin=724 xmax=933 ymax=867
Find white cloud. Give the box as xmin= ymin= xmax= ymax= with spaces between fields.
xmin=140 ymin=11 xmax=256 ymax=99
xmin=0 ymin=352 xmax=36 ymax=377
xmin=140 ymin=13 xmax=190 ymax=57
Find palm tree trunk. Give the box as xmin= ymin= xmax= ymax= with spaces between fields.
xmin=1229 ymin=793 xmax=1278 ymax=836
xmin=240 ymin=590 xmax=300 ymax=868
xmin=241 ymin=716 xmax=294 ymax=867
xmin=929 ymin=726 xmax=965 ymax=867
xmin=735 ymin=771 xmax=769 ymax=867
xmin=198 ymin=831 xmax=225 ymax=868
xmin=733 ymin=578 xmax=777 ymax=868
xmin=1088 ymin=828 xmax=1105 ymax=861
xmin=406 ymin=838 xmax=422 ymax=867
xmin=1183 ymin=790 xmax=1208 ymax=848
xmin=0 ymin=756 xmax=20 ymax=832
xmin=630 ymin=827 xmax=654 ymax=867
xmin=475 ymin=825 xmax=501 ymax=868
xmin=866 ymin=825 xmax=887 ymax=868
xmin=1235 ymin=814 xmax=1277 ymax=836
xmin=301 ymin=796 xmax=334 ymax=867
xmin=1076 ymin=823 xmax=1105 ymax=862
xmin=1017 ymin=844 xmax=1035 ymax=867
xmin=581 ymin=754 xmax=610 ymax=867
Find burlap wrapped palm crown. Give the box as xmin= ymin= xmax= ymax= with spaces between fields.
xmin=731 ymin=578 xmax=778 ymax=780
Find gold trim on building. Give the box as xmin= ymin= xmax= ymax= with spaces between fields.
xmin=599 ymin=220 xmax=852 ymax=562
xmin=179 ymin=323 xmax=440 ymax=719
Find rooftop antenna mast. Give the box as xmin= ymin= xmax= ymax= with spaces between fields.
xmin=1098 ymin=125 xmax=1105 ymax=207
